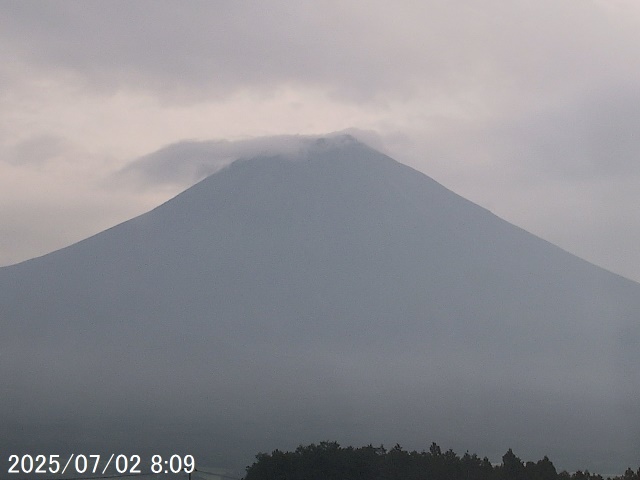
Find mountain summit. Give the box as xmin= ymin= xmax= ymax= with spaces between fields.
xmin=2 ymin=136 xmax=639 ymax=471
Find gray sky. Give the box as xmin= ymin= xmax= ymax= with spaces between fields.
xmin=2 ymin=0 xmax=640 ymax=282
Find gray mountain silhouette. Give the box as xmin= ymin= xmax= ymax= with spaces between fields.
xmin=1 ymin=136 xmax=638 ymax=472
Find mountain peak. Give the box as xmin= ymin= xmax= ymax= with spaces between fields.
xmin=306 ymin=133 xmax=363 ymax=151
xmin=119 ymin=132 xmax=383 ymax=188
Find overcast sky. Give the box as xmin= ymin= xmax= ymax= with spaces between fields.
xmin=1 ymin=1 xmax=640 ymax=282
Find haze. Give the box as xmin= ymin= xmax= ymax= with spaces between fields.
xmin=2 ymin=138 xmax=639 ymax=474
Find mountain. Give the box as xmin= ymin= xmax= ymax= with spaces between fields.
xmin=1 ymin=136 xmax=639 ymax=473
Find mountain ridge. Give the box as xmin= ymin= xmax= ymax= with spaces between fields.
xmin=8 ymin=135 xmax=636 ymax=289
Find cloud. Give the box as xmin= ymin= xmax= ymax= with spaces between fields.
xmin=4 ymin=134 xmax=70 ymax=167
xmin=118 ymin=139 xmax=237 ymax=187
xmin=118 ymin=129 xmax=385 ymax=187
xmin=4 ymin=1 xmax=639 ymax=107
xmin=489 ymin=88 xmax=640 ymax=182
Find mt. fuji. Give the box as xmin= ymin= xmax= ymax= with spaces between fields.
xmin=1 ymin=136 xmax=638 ymax=472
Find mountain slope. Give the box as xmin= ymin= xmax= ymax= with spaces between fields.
xmin=1 ymin=136 xmax=638 ymax=472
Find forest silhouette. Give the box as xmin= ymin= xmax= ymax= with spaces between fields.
xmin=244 ymin=441 xmax=640 ymax=480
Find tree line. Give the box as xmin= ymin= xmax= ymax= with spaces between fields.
xmin=244 ymin=441 xmax=640 ymax=480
